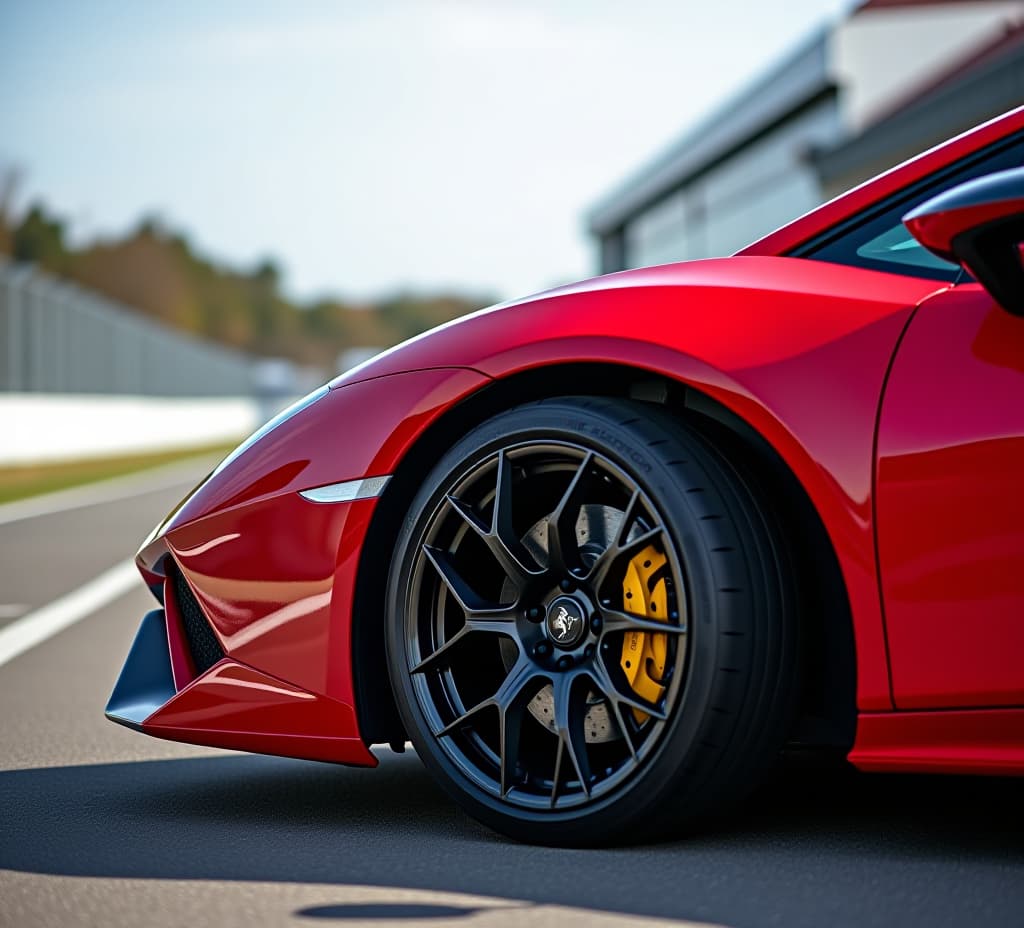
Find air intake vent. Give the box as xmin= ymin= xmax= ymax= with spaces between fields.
xmin=172 ymin=567 xmax=225 ymax=674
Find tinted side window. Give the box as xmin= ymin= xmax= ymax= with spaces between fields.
xmin=795 ymin=133 xmax=1024 ymax=280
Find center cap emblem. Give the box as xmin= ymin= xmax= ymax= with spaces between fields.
xmin=546 ymin=596 xmax=587 ymax=648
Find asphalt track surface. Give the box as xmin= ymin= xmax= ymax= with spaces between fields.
xmin=1 ymin=460 xmax=1023 ymax=928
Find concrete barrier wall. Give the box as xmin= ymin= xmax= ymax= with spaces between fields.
xmin=1 ymin=394 xmax=264 ymax=465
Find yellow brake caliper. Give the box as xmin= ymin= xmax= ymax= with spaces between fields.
xmin=620 ymin=544 xmax=669 ymax=723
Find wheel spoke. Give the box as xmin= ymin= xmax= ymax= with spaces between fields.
xmin=601 ymin=605 xmax=686 ymax=637
xmin=586 ymin=492 xmax=665 ymax=590
xmin=497 ymin=665 xmax=544 ymax=797
xmin=549 ymin=737 xmax=566 ymax=807
xmin=415 ymin=545 xmax=518 ymax=673
xmin=421 ymin=545 xmax=519 ymax=619
xmin=551 ymin=672 xmax=592 ymax=800
xmin=437 ymin=693 xmax=492 ymax=737
xmin=546 ymin=451 xmax=594 ymax=573
xmin=410 ymin=609 xmax=517 ymax=673
xmin=583 ymin=667 xmax=638 ymax=760
xmin=446 ymin=451 xmax=543 ymax=586
xmin=422 ymin=544 xmax=485 ymax=614
xmin=493 ymin=451 xmax=544 ymax=579
xmin=436 ymin=655 xmax=538 ymax=741
xmin=498 ymin=703 xmax=523 ymax=798
xmin=591 ymin=658 xmax=668 ymax=722
xmin=411 ymin=625 xmax=471 ymax=674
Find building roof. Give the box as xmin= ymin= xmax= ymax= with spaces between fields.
xmin=585 ymin=28 xmax=832 ymax=237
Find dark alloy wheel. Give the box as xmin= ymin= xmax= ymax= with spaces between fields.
xmin=386 ymin=397 xmax=798 ymax=846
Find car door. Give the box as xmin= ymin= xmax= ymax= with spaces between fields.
xmin=876 ymin=280 xmax=1024 ymax=708
xmin=790 ymin=126 xmax=1024 ymax=711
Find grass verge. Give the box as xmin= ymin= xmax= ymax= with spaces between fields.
xmin=0 ymin=440 xmax=239 ymax=506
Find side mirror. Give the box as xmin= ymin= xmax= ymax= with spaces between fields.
xmin=904 ymin=167 xmax=1024 ymax=316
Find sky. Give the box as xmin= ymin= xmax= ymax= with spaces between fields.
xmin=0 ymin=0 xmax=854 ymax=303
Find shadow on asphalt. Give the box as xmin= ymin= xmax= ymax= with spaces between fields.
xmin=1 ymin=751 xmax=1021 ymax=927
xmin=295 ymin=903 xmax=489 ymax=920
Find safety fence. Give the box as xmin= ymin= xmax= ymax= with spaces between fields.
xmin=0 ymin=257 xmax=253 ymax=396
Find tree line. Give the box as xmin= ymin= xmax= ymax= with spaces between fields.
xmin=0 ymin=200 xmax=493 ymax=370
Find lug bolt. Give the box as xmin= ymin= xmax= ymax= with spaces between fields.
xmin=590 ymin=615 xmax=602 ymax=633
xmin=559 ymin=578 xmax=575 ymax=593
xmin=557 ymin=655 xmax=573 ymax=671
xmin=527 ymin=606 xmax=542 ymax=622
xmin=534 ymin=641 xmax=552 ymax=658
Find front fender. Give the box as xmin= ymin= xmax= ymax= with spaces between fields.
xmin=347 ymin=257 xmax=946 ymax=711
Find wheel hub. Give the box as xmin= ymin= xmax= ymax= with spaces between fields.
xmin=545 ymin=595 xmax=588 ymax=648
xmin=513 ymin=504 xmax=671 ymax=743
xmin=514 ymin=505 xmax=624 ymax=743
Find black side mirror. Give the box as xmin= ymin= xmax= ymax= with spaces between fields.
xmin=904 ymin=167 xmax=1024 ymax=316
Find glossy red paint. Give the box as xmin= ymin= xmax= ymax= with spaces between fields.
xmin=876 ymin=283 xmax=1024 ymax=708
xmin=142 ymin=658 xmax=373 ymax=765
xmin=168 ymin=494 xmax=366 ymax=701
xmin=741 ymin=105 xmax=1024 ymax=257
xmin=111 ymin=109 xmax=1024 ymax=780
xmin=850 ymin=709 xmax=1024 ymax=774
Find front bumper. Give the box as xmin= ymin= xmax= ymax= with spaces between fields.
xmin=107 ymin=366 xmax=490 ymax=764
xmin=105 ymin=575 xmax=377 ymax=765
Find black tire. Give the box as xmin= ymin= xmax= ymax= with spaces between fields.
xmin=385 ymin=396 xmax=798 ymax=846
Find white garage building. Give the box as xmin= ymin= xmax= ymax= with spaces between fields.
xmin=587 ymin=0 xmax=1024 ymax=274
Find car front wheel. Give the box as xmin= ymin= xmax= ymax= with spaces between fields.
xmin=385 ymin=396 xmax=798 ymax=845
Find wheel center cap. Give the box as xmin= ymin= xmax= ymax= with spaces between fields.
xmin=546 ymin=596 xmax=587 ymax=649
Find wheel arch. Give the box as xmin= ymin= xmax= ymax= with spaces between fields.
xmin=352 ymin=361 xmax=857 ymax=752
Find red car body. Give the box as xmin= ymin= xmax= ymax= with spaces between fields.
xmin=109 ymin=106 xmax=1024 ymax=777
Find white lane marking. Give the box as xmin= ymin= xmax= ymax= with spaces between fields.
xmin=0 ymin=558 xmax=139 ymax=669
xmin=0 ymin=604 xmax=29 ymax=620
xmin=0 ymin=454 xmax=221 ymax=527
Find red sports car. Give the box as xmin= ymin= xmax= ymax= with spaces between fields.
xmin=108 ymin=106 xmax=1024 ymax=846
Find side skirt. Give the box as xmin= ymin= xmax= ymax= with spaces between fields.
xmin=850 ymin=708 xmax=1024 ymax=774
